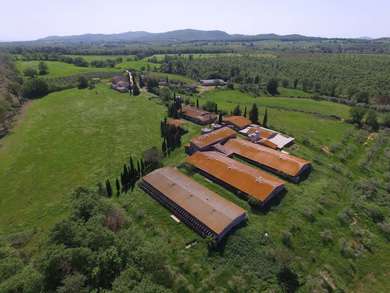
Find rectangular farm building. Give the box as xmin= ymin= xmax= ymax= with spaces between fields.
xmin=223 ymin=139 xmax=311 ymax=182
xmin=223 ymin=116 xmax=252 ymax=130
xmin=240 ymin=126 xmax=295 ymax=150
xmin=188 ymin=127 xmax=237 ymax=154
xmin=181 ymin=106 xmax=217 ymax=125
xmin=186 ymin=151 xmax=285 ymax=206
xmin=139 ymin=167 xmax=247 ymax=242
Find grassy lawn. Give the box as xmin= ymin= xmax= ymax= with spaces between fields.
xmin=201 ymin=89 xmax=351 ymax=119
xmin=16 ymin=60 xmax=119 ymax=78
xmin=0 ymin=84 xmax=166 ymax=236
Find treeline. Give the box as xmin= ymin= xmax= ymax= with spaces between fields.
xmin=161 ymin=54 xmax=390 ymax=105
xmin=0 ymin=53 xmax=23 ymax=137
xmin=17 ymin=53 xmax=128 ymax=68
xmin=21 ymin=71 xmax=119 ymax=99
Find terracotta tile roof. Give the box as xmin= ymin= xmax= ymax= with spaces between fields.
xmin=243 ymin=126 xmax=276 ymax=139
xmin=223 ymin=139 xmax=311 ymax=177
xmin=142 ymin=167 xmax=246 ymax=235
xmin=223 ymin=116 xmax=252 ymax=130
xmin=167 ymin=118 xmax=184 ymax=128
xmin=181 ymin=106 xmax=216 ymax=124
xmin=186 ymin=151 xmax=285 ymax=203
xmin=190 ymin=127 xmax=237 ymax=150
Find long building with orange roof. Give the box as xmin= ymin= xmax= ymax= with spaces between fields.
xmin=181 ymin=105 xmax=217 ymax=125
xmin=186 ymin=151 xmax=285 ymax=206
xmin=223 ymin=116 xmax=252 ymax=130
xmin=223 ymin=138 xmax=311 ymax=182
xmin=188 ymin=127 xmax=237 ymax=154
xmin=139 ymin=167 xmax=247 ymax=242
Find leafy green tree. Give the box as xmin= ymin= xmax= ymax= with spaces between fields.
xmin=267 ymin=79 xmax=279 ymax=96
xmin=366 ymin=110 xmax=379 ymax=131
xmin=78 ymin=76 xmax=89 ymax=89
xmin=23 ymin=67 xmax=38 ymax=78
xmin=38 ymin=61 xmax=48 ymax=75
xmin=349 ymin=106 xmax=367 ymax=127
xmin=22 ymin=78 xmax=48 ymax=99
xmin=263 ymin=108 xmax=268 ymax=127
xmin=249 ymin=103 xmax=259 ymax=123
xmin=383 ymin=113 xmax=390 ymax=128
xmin=355 ymin=91 xmax=369 ymax=104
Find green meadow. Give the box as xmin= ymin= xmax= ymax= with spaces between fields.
xmin=0 ymin=85 xmax=166 ymax=235
xmin=16 ymin=60 xmax=119 ymax=78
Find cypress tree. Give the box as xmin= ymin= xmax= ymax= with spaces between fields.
xmin=115 ymin=178 xmax=120 ymax=196
xmin=140 ymin=159 xmax=145 ymax=175
xmin=244 ymin=106 xmax=247 ymax=117
xmin=218 ymin=113 xmax=223 ymax=124
xmin=136 ymin=160 xmax=141 ymax=179
xmin=123 ymin=164 xmax=129 ymax=192
xmin=129 ymin=157 xmax=135 ymax=184
xmin=162 ymin=139 xmax=167 ymax=156
xmin=214 ymin=103 xmax=218 ymax=113
xmin=249 ymin=103 xmax=259 ymax=124
xmin=263 ymin=108 xmax=268 ymax=127
xmin=132 ymin=82 xmax=140 ymax=96
xmin=105 ymin=179 xmax=113 ymax=197
xmin=196 ymin=99 xmax=199 ymax=108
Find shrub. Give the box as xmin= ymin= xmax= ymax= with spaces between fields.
xmin=378 ymin=222 xmax=390 ymax=241
xmin=302 ymin=208 xmax=316 ymax=222
xmin=23 ymin=67 xmax=37 ymax=78
xmin=77 ymin=76 xmax=89 ymax=89
xmin=22 ymin=78 xmax=49 ymax=99
xmin=338 ymin=208 xmax=353 ymax=225
xmin=320 ymin=230 xmax=334 ymax=245
xmin=367 ymin=206 xmax=384 ymax=223
xmin=281 ymin=231 xmax=293 ymax=247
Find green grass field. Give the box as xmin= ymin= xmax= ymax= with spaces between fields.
xmin=201 ymin=89 xmax=351 ymax=119
xmin=0 ymin=85 xmax=166 ymax=235
xmin=16 ymin=60 xmax=119 ymax=78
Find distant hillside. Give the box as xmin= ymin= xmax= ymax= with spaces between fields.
xmin=35 ymin=29 xmax=322 ymax=44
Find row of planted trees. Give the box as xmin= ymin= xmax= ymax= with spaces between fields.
xmin=100 ymin=155 xmax=146 ymax=197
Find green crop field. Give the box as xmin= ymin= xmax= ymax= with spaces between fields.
xmin=201 ymin=89 xmax=351 ymax=119
xmin=16 ymin=60 xmax=119 ymax=78
xmin=0 ymin=84 xmax=166 ymax=236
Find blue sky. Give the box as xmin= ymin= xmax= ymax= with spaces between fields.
xmin=1 ymin=0 xmax=389 ymax=41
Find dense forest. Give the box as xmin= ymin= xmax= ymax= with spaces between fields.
xmin=161 ymin=54 xmax=390 ymax=105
